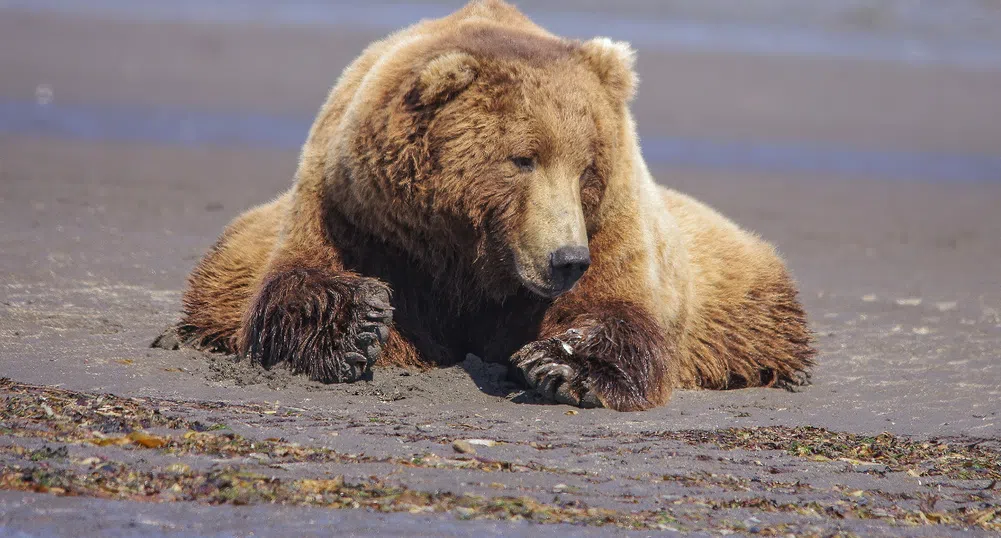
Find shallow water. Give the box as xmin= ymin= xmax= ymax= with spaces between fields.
xmin=3 ymin=100 xmax=999 ymax=182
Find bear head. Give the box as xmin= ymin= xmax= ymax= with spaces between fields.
xmin=334 ymin=23 xmax=638 ymax=300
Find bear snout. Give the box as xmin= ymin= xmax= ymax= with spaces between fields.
xmin=548 ymin=245 xmax=591 ymax=295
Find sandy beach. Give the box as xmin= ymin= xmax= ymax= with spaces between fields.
xmin=1 ymin=2 xmax=1000 ymax=535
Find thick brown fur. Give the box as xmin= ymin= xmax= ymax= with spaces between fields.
xmin=178 ymin=0 xmax=815 ymax=411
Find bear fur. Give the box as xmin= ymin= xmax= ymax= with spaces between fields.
xmin=178 ymin=0 xmax=815 ymax=411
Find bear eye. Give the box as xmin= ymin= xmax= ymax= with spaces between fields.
xmin=511 ymin=156 xmax=536 ymax=173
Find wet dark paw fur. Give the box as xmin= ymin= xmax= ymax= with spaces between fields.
xmin=511 ymin=307 xmax=671 ymax=411
xmin=240 ymin=268 xmax=393 ymax=383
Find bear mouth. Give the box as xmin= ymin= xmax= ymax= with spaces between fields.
xmin=519 ymin=278 xmax=564 ymax=300
xmin=514 ymin=264 xmax=577 ymax=300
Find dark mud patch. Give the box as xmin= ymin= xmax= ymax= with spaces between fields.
xmin=205 ymin=353 xmax=302 ymax=391
xmin=152 ymin=326 xmax=527 ymax=403
xmin=152 ymin=325 xmax=301 ymax=391
xmin=201 ymin=355 xmax=521 ymax=404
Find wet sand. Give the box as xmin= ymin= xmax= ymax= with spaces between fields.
xmin=1 ymin=3 xmax=1000 ymax=536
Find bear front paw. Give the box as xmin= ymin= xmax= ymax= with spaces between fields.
xmin=512 ymin=329 xmax=603 ymax=409
xmin=511 ymin=315 xmax=672 ymax=411
xmin=240 ymin=269 xmax=393 ymax=383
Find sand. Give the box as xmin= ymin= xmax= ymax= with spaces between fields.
xmin=1 ymin=3 xmax=999 ymax=536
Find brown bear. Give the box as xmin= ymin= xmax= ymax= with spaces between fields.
xmin=177 ymin=0 xmax=815 ymax=411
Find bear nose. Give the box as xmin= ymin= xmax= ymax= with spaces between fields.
xmin=549 ymin=246 xmax=591 ymax=294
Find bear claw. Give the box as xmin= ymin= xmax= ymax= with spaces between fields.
xmin=512 ymin=336 xmax=603 ymax=409
xmin=336 ymin=281 xmax=393 ymax=380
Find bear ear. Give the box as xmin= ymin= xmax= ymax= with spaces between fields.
xmin=412 ymin=51 xmax=479 ymax=107
xmin=578 ymin=37 xmax=638 ymax=103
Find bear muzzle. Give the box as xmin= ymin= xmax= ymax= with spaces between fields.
xmin=510 ymin=175 xmax=590 ymax=298
xmin=516 ymin=244 xmax=591 ymax=299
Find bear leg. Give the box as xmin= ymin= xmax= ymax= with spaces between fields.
xmin=511 ymin=301 xmax=674 ymax=411
xmin=238 ymin=268 xmax=393 ymax=383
